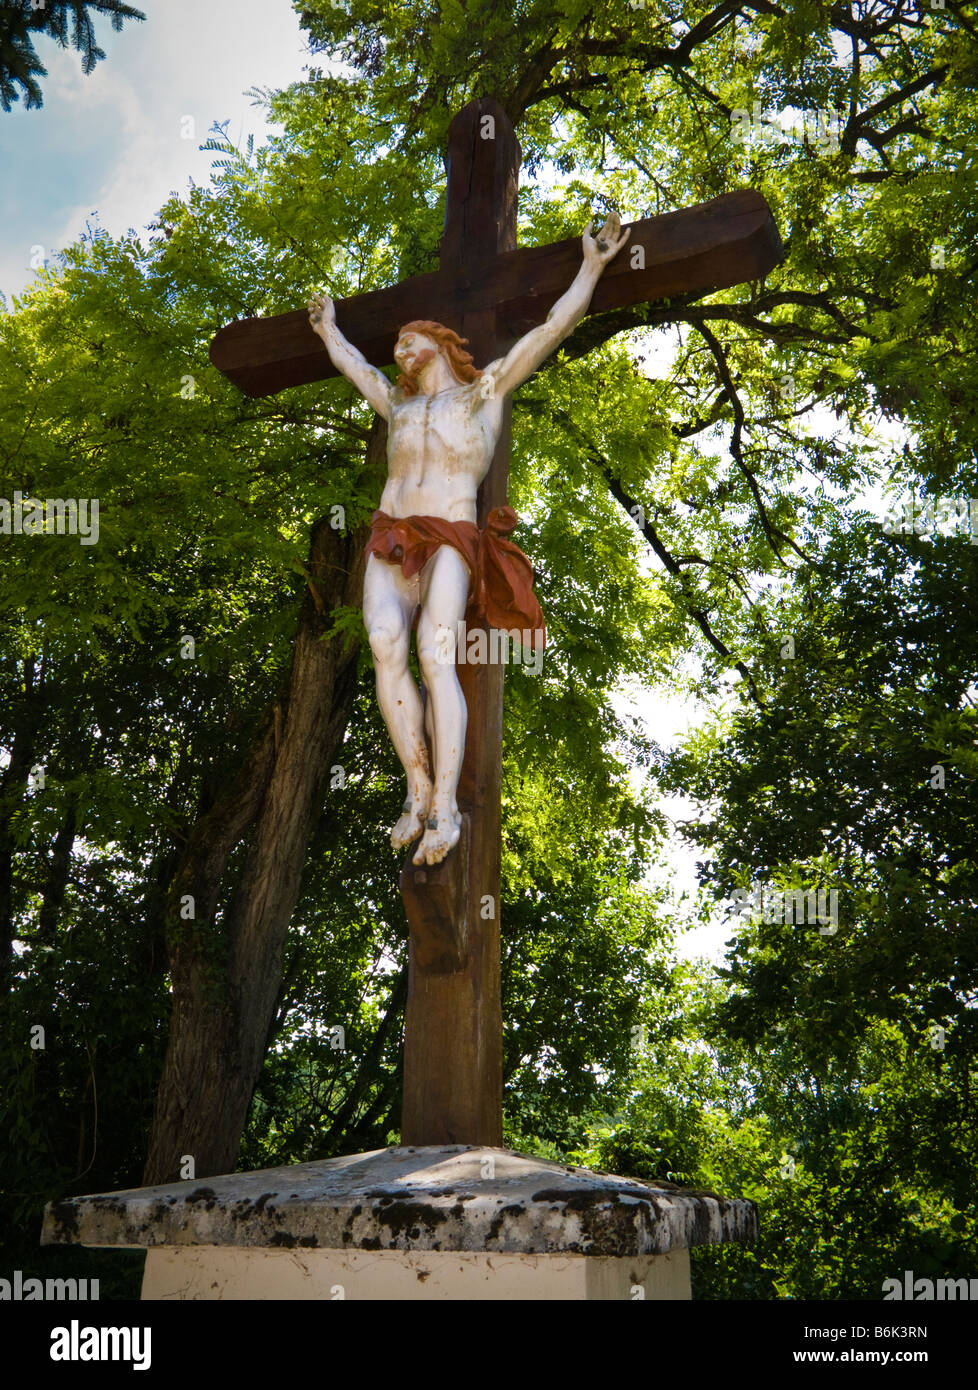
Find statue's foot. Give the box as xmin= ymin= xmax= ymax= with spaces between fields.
xmin=412 ymin=808 xmax=462 ymax=866
xmin=391 ymin=791 xmax=429 ymax=851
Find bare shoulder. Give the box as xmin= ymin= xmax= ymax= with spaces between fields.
xmin=480 ymin=357 xmax=505 ymax=386
xmin=468 ymin=361 xmax=504 ymax=410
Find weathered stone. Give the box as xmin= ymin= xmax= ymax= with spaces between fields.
xmin=42 ymin=1146 xmax=756 ymax=1259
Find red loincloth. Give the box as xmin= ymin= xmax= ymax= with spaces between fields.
xmin=366 ymin=505 xmax=546 ymax=648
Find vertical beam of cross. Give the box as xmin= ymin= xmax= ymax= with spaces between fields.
xmin=399 ymin=99 xmax=519 ymax=1146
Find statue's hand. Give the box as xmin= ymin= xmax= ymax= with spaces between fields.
xmin=308 ymin=293 xmax=336 ymax=336
xmin=582 ymin=211 xmax=630 ymax=272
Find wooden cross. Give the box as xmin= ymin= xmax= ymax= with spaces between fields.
xmin=210 ymin=97 xmax=782 ymax=1148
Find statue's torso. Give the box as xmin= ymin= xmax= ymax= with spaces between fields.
xmin=381 ymin=384 xmax=501 ymax=522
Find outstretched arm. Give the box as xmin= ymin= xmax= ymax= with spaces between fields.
xmin=481 ymin=213 xmax=630 ymax=401
xmin=308 ymin=294 xmax=394 ymax=420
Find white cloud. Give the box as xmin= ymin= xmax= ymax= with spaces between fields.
xmin=3 ymin=0 xmax=308 ymax=301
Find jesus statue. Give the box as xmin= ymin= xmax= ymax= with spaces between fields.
xmin=308 ymin=212 xmax=629 ymax=866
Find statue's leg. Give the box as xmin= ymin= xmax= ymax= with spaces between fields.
xmin=363 ymin=554 xmax=431 ymax=850
xmin=412 ymin=546 xmax=469 ymax=866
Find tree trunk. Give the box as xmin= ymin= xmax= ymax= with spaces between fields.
xmin=37 ymin=794 xmax=79 ymax=946
xmin=143 ymin=423 xmax=382 ymax=1184
xmin=1 ymin=657 xmax=43 ymax=987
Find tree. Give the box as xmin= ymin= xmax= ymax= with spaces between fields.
xmin=0 ymin=0 xmax=145 ymax=111
xmin=657 ymin=513 xmax=978 ymax=1295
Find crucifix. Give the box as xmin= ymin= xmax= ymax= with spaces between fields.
xmin=210 ymin=97 xmax=781 ymax=1149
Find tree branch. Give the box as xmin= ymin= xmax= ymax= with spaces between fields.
xmin=841 ymin=65 xmax=948 ymax=156
xmin=693 ymin=321 xmax=813 ymax=566
xmin=527 ymin=399 xmax=766 ymax=707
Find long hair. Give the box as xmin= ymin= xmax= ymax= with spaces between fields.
xmin=395 ymin=320 xmax=482 ymax=395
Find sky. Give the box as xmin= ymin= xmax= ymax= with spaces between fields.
xmin=1 ymin=0 xmax=309 ymax=303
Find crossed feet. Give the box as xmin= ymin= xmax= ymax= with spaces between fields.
xmin=391 ymin=785 xmax=462 ymax=865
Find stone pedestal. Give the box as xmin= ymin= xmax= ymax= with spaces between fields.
xmin=42 ymin=1145 xmax=756 ymax=1301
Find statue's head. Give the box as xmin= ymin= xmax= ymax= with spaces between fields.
xmin=394 ymin=320 xmax=482 ymax=396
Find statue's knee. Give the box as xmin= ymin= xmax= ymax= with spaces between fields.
xmin=369 ymin=623 xmax=403 ymax=666
xmin=417 ymin=636 xmax=456 ymax=680
xmin=416 ymin=642 xmax=437 ymax=679
xmin=417 ymin=621 xmax=459 ymax=678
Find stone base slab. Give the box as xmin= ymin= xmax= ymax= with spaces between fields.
xmin=42 ymin=1144 xmax=756 ymax=1301
xmin=142 ymin=1245 xmax=690 ymax=1300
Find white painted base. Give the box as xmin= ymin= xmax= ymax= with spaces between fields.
xmin=142 ymin=1245 xmax=690 ymax=1301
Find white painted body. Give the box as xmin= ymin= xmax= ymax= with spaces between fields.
xmin=308 ymin=215 xmax=628 ymax=863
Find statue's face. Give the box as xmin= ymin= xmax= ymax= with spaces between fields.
xmin=394 ymin=329 xmax=439 ymax=377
